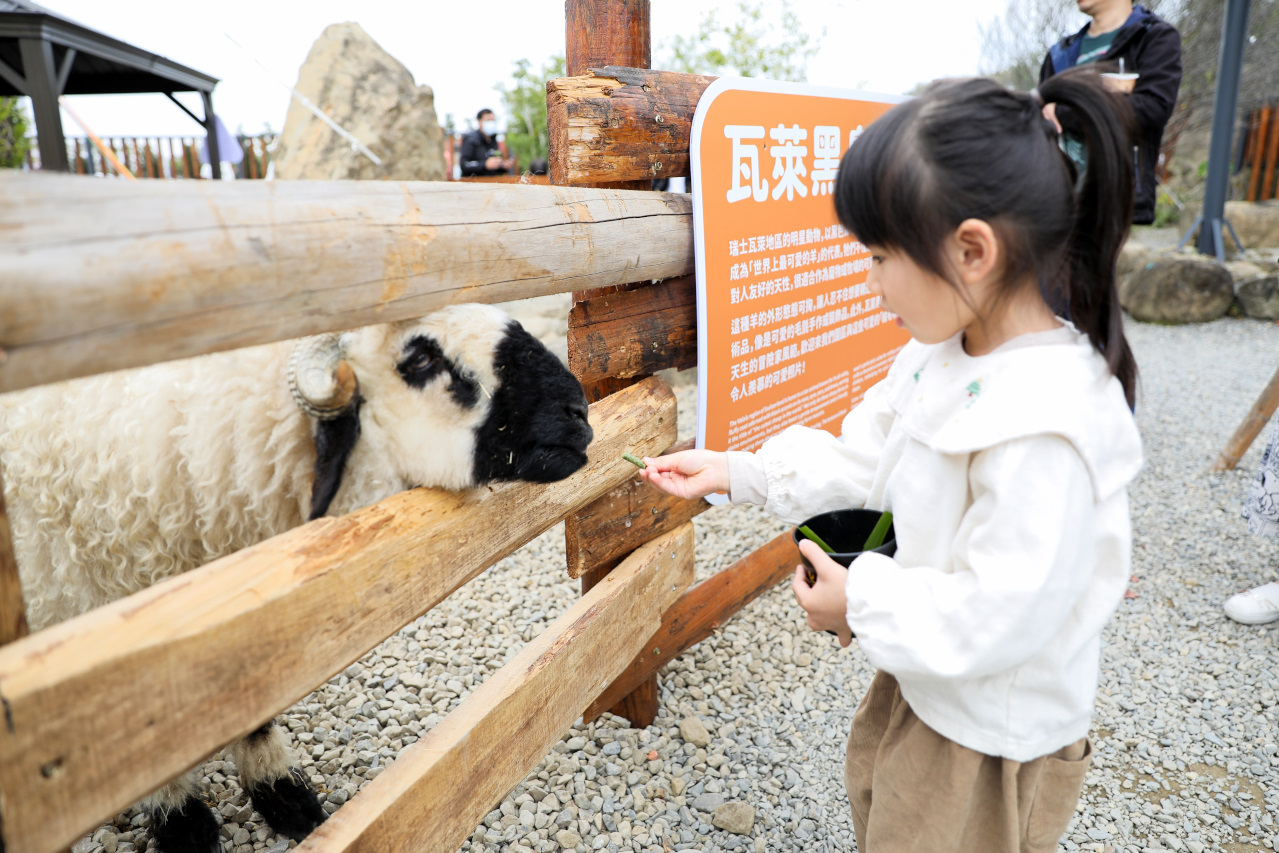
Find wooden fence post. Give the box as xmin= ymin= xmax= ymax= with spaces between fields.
xmin=559 ymin=0 xmax=663 ymax=728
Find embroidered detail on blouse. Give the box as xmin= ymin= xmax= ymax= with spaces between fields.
xmin=965 ymin=379 xmax=983 ymax=408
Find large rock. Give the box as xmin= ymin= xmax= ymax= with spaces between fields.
xmin=273 ymin=23 xmax=444 ymax=181
xmin=1235 ymin=267 xmax=1279 ymax=320
xmin=1226 ymin=201 xmax=1279 ymax=249
xmin=1119 ymin=255 xmax=1234 ymax=324
xmin=1183 ymin=201 xmax=1279 ymax=250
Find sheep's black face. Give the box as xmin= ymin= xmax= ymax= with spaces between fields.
xmin=472 ymin=322 xmax=593 ymax=484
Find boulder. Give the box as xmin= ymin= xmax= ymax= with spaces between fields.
xmin=1117 ymin=240 xmax=1153 ymax=278
xmin=1119 ymin=255 xmax=1234 ymax=324
xmin=1226 ymin=201 xmax=1279 ymax=250
xmin=273 ymin=23 xmax=445 ymax=181
xmin=1236 ymin=268 xmax=1279 ymax=320
xmin=1182 ymin=201 xmax=1279 ymax=250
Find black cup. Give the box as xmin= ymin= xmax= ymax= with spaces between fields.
xmin=793 ymin=508 xmax=897 ymax=584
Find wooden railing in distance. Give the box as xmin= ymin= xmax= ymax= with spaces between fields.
xmin=548 ymin=67 xmax=715 ymax=186
xmin=298 ymin=523 xmax=695 ymax=853
xmin=0 ymin=173 xmax=693 ymax=394
xmin=1245 ymin=105 xmax=1279 ymax=202
xmin=0 ymin=379 xmax=675 ymax=853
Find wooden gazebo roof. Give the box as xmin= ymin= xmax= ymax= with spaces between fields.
xmin=0 ymin=0 xmax=223 ymax=173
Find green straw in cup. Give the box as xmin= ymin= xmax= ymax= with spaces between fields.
xmin=797 ymin=525 xmax=835 ymax=554
xmin=863 ymin=511 xmax=893 ymax=551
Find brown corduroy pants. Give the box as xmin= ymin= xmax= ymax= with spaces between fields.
xmin=844 ymin=671 xmax=1091 ymax=853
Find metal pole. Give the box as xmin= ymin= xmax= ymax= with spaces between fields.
xmin=1195 ymin=0 xmax=1252 ymax=258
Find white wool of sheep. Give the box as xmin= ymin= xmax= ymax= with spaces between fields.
xmin=0 ymin=304 xmax=513 ymax=631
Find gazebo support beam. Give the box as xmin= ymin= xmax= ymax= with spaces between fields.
xmin=200 ymin=89 xmax=222 ymax=179
xmin=18 ymin=37 xmax=68 ymax=171
xmin=0 ymin=55 xmax=27 ymax=95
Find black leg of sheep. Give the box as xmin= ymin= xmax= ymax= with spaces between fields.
xmin=143 ymin=720 xmax=325 ymax=853
xmin=233 ymin=721 xmax=328 ymax=841
xmin=144 ymin=778 xmax=221 ymax=853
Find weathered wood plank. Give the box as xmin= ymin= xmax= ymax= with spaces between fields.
xmin=567 ymin=274 xmax=697 ymax=386
xmin=0 ymin=173 xmax=694 ymax=393
xmin=548 ymin=67 xmax=715 ymax=185
xmin=0 ymin=378 xmax=676 ymax=853
xmin=0 ymin=464 xmax=28 ymax=646
xmin=565 ymin=437 xmax=709 ymax=578
xmin=297 ymin=523 xmax=695 ymax=853
xmin=1211 ymin=362 xmax=1279 ymax=471
xmin=584 ymin=531 xmax=797 ymax=722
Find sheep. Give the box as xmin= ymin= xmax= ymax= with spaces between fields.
xmin=0 ymin=303 xmax=593 ymax=853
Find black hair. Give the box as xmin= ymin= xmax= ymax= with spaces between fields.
xmin=477 ymin=108 xmax=495 ymax=121
xmin=834 ymin=66 xmax=1137 ymax=408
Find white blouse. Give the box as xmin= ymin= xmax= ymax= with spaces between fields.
xmin=727 ymin=324 xmax=1142 ymax=760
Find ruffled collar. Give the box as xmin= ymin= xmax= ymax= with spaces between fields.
xmin=887 ymin=325 xmax=1142 ymax=500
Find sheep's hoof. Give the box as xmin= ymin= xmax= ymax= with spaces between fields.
xmin=149 ymin=796 xmax=220 ymax=853
xmin=248 ymin=766 xmax=328 ymax=841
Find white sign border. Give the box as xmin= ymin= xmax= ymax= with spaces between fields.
xmin=689 ymin=77 xmax=907 ymax=504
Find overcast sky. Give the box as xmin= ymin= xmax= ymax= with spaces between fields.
xmin=30 ymin=0 xmax=1088 ymax=140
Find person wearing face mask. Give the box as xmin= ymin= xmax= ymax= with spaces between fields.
xmin=459 ymin=108 xmax=514 ymax=177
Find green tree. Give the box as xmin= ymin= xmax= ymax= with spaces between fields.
xmin=495 ymin=55 xmax=565 ymax=172
xmin=662 ymin=0 xmax=820 ymax=82
xmin=0 ymin=97 xmax=31 ymax=168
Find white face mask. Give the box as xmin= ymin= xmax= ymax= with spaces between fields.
xmin=481 ymin=120 xmax=498 ymax=136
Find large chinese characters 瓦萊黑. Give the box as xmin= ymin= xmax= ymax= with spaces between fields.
xmin=724 ymin=123 xmax=865 ymax=204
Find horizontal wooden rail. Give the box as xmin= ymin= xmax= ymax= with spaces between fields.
xmin=0 ymin=173 xmax=694 ymax=393
xmin=567 ymin=274 xmax=697 ymax=388
xmin=584 ymin=530 xmax=796 ymax=722
xmin=548 ymin=66 xmax=715 ymax=185
xmin=566 ymin=437 xmax=709 ymax=578
xmin=0 ymin=378 xmax=676 ymax=853
xmin=299 ymin=523 xmax=695 ymax=853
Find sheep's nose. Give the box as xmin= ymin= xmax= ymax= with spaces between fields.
xmin=565 ymin=401 xmax=589 ymax=425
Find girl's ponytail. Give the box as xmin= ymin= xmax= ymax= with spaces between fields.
xmin=1038 ymin=67 xmax=1138 ymax=409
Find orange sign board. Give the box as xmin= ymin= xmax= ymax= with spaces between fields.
xmin=692 ymin=78 xmax=911 ymax=479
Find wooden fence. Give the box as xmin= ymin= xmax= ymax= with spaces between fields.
xmin=1244 ymin=103 xmax=1279 ymax=201
xmin=0 ymin=3 xmax=799 ymax=851
xmin=26 ymin=133 xmax=275 ymax=179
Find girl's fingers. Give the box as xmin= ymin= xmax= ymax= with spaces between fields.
xmin=791 ymin=565 xmax=811 ymax=604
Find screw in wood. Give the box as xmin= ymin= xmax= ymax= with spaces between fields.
xmin=655 ymin=114 xmax=664 ymax=124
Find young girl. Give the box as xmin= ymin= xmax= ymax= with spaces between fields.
xmin=638 ymin=67 xmax=1143 ymax=853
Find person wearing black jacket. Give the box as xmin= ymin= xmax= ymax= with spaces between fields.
xmin=459 ymin=108 xmax=513 ymax=177
xmin=1040 ymin=2 xmax=1181 ymax=224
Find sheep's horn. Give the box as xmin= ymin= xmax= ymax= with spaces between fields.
xmin=288 ymin=334 xmax=358 ymax=420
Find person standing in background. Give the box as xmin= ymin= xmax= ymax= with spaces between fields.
xmin=1040 ymin=1 xmax=1181 ymax=225
xmin=459 ymin=108 xmax=513 ymax=177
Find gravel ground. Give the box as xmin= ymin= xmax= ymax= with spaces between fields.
xmin=73 ymin=316 xmax=1279 ymax=853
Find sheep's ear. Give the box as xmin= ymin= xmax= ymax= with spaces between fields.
xmin=308 ymin=400 xmax=362 ymax=521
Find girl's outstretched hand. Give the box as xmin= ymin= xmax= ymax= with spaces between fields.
xmin=636 ymin=449 xmax=730 ymax=501
xmin=791 ymin=540 xmax=854 ymax=648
